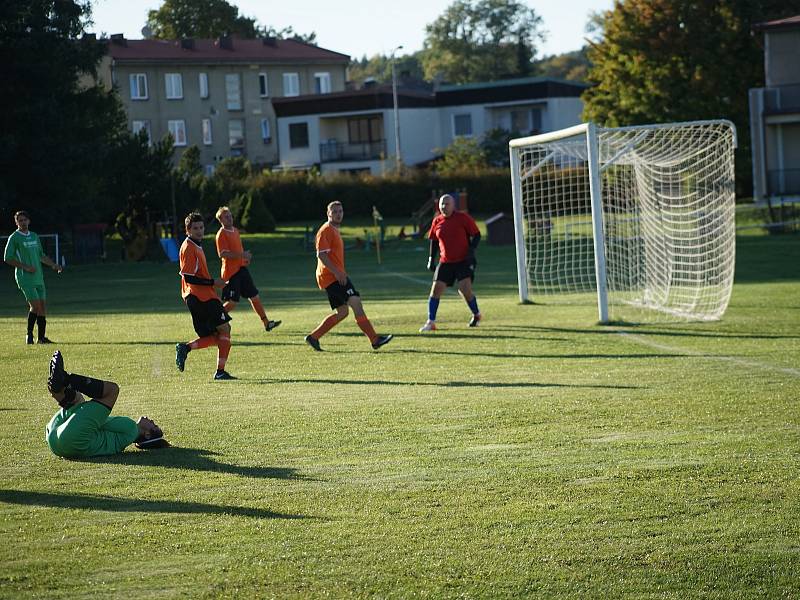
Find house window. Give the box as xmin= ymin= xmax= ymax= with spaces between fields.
xmin=348 ymin=116 xmax=383 ymax=143
xmin=165 ymin=73 xmax=183 ymax=99
xmin=168 ymin=120 xmax=187 ymax=146
xmin=225 ymin=73 xmax=242 ymax=110
xmin=258 ymin=72 xmax=269 ymax=97
xmin=132 ymin=120 xmax=151 ymax=144
xmin=289 ymin=122 xmax=309 ymax=148
xmin=283 ymin=72 xmax=299 ymax=97
xmin=260 ymin=118 xmax=271 ymax=144
xmin=129 ymin=73 xmax=148 ymax=100
xmin=199 ymin=73 xmax=209 ymax=99
xmin=202 ymin=119 xmax=213 ymax=145
xmin=204 ymin=164 xmax=215 ymax=177
xmin=453 ymin=113 xmax=473 ymax=137
xmin=314 ymin=72 xmax=331 ymax=94
xmin=510 ymin=110 xmax=528 ymax=133
xmin=228 ymin=119 xmax=245 ymax=149
xmin=530 ymin=108 xmax=542 ymax=133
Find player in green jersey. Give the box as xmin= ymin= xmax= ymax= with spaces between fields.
xmin=3 ymin=211 xmax=63 ymax=344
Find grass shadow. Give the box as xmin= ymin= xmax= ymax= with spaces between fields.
xmin=249 ymin=377 xmax=640 ymax=390
xmin=0 ymin=489 xmax=307 ymax=520
xmin=496 ymin=325 xmax=800 ymax=340
xmin=395 ymin=348 xmax=691 ymax=360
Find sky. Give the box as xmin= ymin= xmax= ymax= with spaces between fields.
xmin=86 ymin=0 xmax=614 ymax=59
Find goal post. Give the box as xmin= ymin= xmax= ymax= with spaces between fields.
xmin=509 ymin=120 xmax=737 ymax=324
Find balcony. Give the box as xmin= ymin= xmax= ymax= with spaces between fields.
xmin=764 ymin=84 xmax=800 ymax=113
xmin=320 ymin=139 xmax=386 ymax=163
xmin=767 ymin=169 xmax=800 ymax=196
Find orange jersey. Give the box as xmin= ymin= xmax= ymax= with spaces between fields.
xmin=179 ymin=237 xmax=217 ymax=301
xmin=315 ymin=222 xmax=345 ymax=289
xmin=215 ymin=226 xmax=247 ymax=281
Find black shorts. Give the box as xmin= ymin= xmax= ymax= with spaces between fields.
xmin=186 ymin=295 xmax=232 ymax=337
xmin=325 ymin=278 xmax=360 ymax=309
xmin=222 ymin=267 xmax=259 ymax=303
xmin=434 ymin=260 xmax=475 ymax=286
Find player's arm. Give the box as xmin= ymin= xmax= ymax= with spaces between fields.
xmin=182 ymin=273 xmax=224 ymax=287
xmin=318 ymin=250 xmax=347 ymax=285
xmin=40 ymin=253 xmax=63 ymax=273
xmin=427 ymin=239 xmax=438 ymax=271
xmin=4 ymin=258 xmax=36 ymax=273
xmin=217 ymin=233 xmax=252 ymax=261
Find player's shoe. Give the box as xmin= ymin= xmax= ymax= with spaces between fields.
xmin=304 ymin=335 xmax=322 ymax=351
xmin=468 ymin=313 xmax=482 ymax=327
xmin=26 ymin=334 xmax=34 ymax=345
xmin=37 ymin=337 xmax=54 ymax=344
xmin=265 ymin=319 xmax=282 ymax=332
xmin=175 ymin=343 xmax=190 ymax=372
xmin=372 ymin=334 xmax=393 ymax=350
xmin=48 ymin=350 xmax=67 ymax=393
xmin=214 ymin=369 xmax=236 ymax=380
xmin=419 ymin=320 xmax=437 ymax=332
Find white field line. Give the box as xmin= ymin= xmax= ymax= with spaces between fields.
xmin=617 ymin=332 xmax=800 ymax=378
xmin=378 ymin=270 xmax=459 ymax=294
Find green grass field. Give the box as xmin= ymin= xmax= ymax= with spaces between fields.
xmin=1 ymin=223 xmax=799 ymax=598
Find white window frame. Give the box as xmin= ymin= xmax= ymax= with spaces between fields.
xmin=204 ymin=164 xmax=215 ymax=177
xmin=258 ymin=72 xmax=269 ymax=97
xmin=129 ymin=73 xmax=148 ymax=100
xmin=314 ymin=72 xmax=331 ymax=94
xmin=225 ymin=73 xmax=242 ymax=110
xmin=283 ymin=72 xmax=299 ymax=97
xmin=202 ymin=118 xmax=213 ymax=146
xmin=228 ymin=119 xmax=245 ymax=149
xmin=168 ymin=119 xmax=187 ymax=146
xmin=165 ymin=73 xmax=183 ymax=100
xmin=132 ymin=120 xmax=151 ymax=144
xmin=452 ymin=113 xmax=473 ymax=137
xmin=260 ymin=118 xmax=271 ymax=143
xmin=199 ymin=72 xmax=209 ymax=99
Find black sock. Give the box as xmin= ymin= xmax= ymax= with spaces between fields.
xmin=66 ymin=373 xmax=106 ymax=399
xmin=27 ymin=312 xmax=36 ymax=335
xmin=36 ymin=315 xmax=46 ymax=339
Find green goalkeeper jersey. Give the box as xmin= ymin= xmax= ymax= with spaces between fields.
xmin=4 ymin=230 xmax=44 ymax=285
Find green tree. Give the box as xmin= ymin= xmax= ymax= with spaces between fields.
xmin=0 ymin=0 xmax=128 ymax=229
xmin=348 ymin=53 xmax=425 ymax=85
xmin=436 ymin=137 xmax=489 ymax=175
xmin=146 ymin=0 xmax=316 ymax=42
xmin=582 ymin=0 xmax=795 ymax=194
xmin=421 ymin=0 xmax=545 ymax=84
xmin=534 ymin=48 xmax=591 ymax=82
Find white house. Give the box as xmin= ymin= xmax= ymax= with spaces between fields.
xmin=272 ymin=77 xmax=588 ymax=175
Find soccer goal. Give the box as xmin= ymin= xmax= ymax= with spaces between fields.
xmin=509 ymin=120 xmax=737 ymax=323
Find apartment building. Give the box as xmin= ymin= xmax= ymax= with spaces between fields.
xmin=749 ymin=15 xmax=800 ymax=204
xmin=100 ymin=35 xmax=349 ymax=173
xmin=272 ymin=77 xmax=588 ymax=175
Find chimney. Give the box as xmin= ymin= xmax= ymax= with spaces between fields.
xmin=110 ymin=33 xmax=127 ymax=47
xmin=218 ymin=35 xmax=233 ymax=50
xmin=262 ymin=37 xmax=277 ymax=47
xmin=181 ymin=38 xmax=195 ymax=50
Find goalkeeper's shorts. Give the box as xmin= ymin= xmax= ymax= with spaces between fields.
xmin=434 ymin=260 xmax=474 ymax=286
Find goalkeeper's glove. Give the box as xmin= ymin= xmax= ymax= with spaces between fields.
xmin=427 ymin=256 xmax=436 ymax=271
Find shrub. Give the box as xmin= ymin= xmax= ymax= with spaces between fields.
xmin=239 ymin=191 xmax=276 ymax=233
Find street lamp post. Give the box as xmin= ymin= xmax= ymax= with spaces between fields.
xmin=391 ymin=45 xmax=403 ymax=172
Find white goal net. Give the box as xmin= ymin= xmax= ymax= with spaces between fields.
xmin=509 ymin=120 xmax=737 ymax=323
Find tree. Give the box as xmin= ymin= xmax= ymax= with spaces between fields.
xmin=348 ymin=53 xmax=426 ymax=86
xmin=436 ymin=137 xmax=489 ymax=175
xmin=582 ymin=0 xmax=795 ymax=195
xmin=534 ymin=48 xmax=591 ymax=82
xmin=421 ymin=0 xmax=545 ymax=84
xmin=0 ymin=0 xmax=128 ymax=230
xmin=146 ymin=0 xmax=315 ymax=42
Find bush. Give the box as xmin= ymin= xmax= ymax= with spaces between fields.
xmin=239 ymin=191 xmax=276 ymax=233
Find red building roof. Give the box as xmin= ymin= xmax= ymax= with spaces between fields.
xmin=106 ymin=36 xmax=349 ymax=64
xmin=753 ymin=15 xmax=800 ymax=32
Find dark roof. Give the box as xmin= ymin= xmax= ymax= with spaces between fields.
xmin=106 ymin=36 xmax=349 ymax=64
xmin=435 ymin=77 xmax=588 ymax=107
xmin=273 ymin=85 xmax=435 ymax=117
xmin=753 ymin=15 xmax=800 ymax=32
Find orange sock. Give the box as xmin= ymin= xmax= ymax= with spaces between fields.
xmin=311 ymin=313 xmax=342 ymax=339
xmin=355 ymin=315 xmax=377 ymax=343
xmin=250 ymin=297 xmax=267 ymax=321
xmin=223 ymin=300 xmax=236 ymax=312
xmin=216 ymin=335 xmax=231 ymax=370
xmin=189 ymin=336 xmax=216 ymax=350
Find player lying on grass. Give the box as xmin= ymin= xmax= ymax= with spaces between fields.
xmin=304 ymin=201 xmax=392 ymax=352
xmin=420 ymin=194 xmax=482 ymax=332
xmin=175 ymin=212 xmax=235 ymax=380
xmin=46 ymin=351 xmax=168 ymax=458
xmin=4 ymin=210 xmax=63 ymax=344
xmin=215 ymin=206 xmax=281 ymax=333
